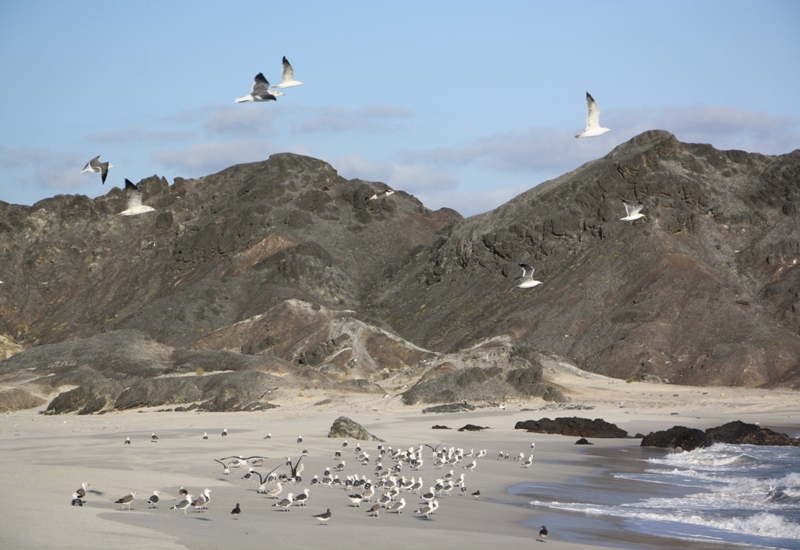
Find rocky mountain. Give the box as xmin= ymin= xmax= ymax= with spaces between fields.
xmin=0 ymin=130 xmax=798 ymax=412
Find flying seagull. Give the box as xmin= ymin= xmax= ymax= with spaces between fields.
xmin=368 ymin=189 xmax=394 ymax=201
xmin=119 ymin=179 xmax=155 ymax=216
xmin=273 ymin=56 xmax=303 ymax=89
xmin=620 ymin=201 xmax=645 ymax=221
xmin=81 ymin=155 xmax=113 ymax=184
xmin=236 ymin=73 xmax=280 ymax=103
xmin=515 ymin=264 xmax=542 ymax=289
xmin=575 ymin=92 xmax=610 ymax=138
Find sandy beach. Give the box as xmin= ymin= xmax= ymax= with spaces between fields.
xmin=2 ymin=364 xmax=798 ymax=550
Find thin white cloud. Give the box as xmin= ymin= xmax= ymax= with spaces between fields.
xmin=152 ymin=140 xmax=281 ymax=175
xmin=87 ymin=126 xmax=195 ymax=144
xmin=613 ymin=104 xmax=800 ymax=154
xmin=400 ymin=104 xmax=799 ymax=177
xmin=332 ymin=152 xmax=459 ymax=195
xmin=420 ymin=183 xmax=532 ymax=216
xmin=201 ymin=104 xmax=278 ymax=137
xmin=0 ymin=146 xmax=89 ymax=192
xmin=292 ymin=104 xmax=413 ymax=134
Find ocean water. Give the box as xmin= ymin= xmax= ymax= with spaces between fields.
xmin=518 ymin=442 xmax=800 ymax=549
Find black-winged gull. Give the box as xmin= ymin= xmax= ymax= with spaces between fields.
xmin=119 ymin=179 xmax=155 ymax=216
xmin=575 ymin=92 xmax=610 ymax=138
xmin=273 ymin=56 xmax=303 ymax=89
xmin=236 ymin=73 xmax=280 ymax=103
xmin=81 ymin=155 xmax=113 ymax=184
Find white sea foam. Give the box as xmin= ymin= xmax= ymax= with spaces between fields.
xmin=527 ymin=443 xmax=800 ymax=545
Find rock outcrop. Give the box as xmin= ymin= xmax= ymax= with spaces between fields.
xmin=515 ymin=417 xmax=629 ymax=438
xmin=640 ymin=426 xmax=711 ymax=451
xmin=706 ymin=420 xmax=800 ymax=446
xmin=327 ymin=416 xmax=384 ymax=442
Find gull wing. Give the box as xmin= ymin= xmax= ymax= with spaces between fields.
xmin=585 ymin=92 xmax=601 ymax=131
xmin=251 ymin=73 xmax=275 ymax=99
xmin=124 ymin=179 xmax=143 ymax=208
xmin=281 ymin=56 xmax=294 ymax=83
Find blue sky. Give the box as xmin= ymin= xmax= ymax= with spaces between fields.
xmin=1 ymin=1 xmax=798 ymax=216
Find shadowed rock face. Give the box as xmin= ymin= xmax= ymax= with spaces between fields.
xmin=375 ymin=131 xmax=800 ymax=388
xmin=0 ymin=133 xmax=799 ymax=412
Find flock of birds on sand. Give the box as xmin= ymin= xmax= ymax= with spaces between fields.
xmin=71 ymin=429 xmax=551 ymax=543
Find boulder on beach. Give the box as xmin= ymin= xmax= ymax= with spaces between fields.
xmin=327 ymin=416 xmax=384 ymax=442
xmin=706 ymin=420 xmax=800 ymax=446
xmin=514 ymin=417 xmax=628 ymax=438
xmin=640 ymin=426 xmax=710 ymax=451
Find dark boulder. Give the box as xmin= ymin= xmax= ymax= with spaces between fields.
xmin=706 ymin=420 xmax=800 ymax=446
xmin=575 ymin=438 xmax=593 ymax=445
xmin=640 ymin=426 xmax=711 ymax=451
xmin=421 ymin=402 xmax=476 ymax=414
xmin=327 ymin=416 xmax=384 ymax=442
xmin=458 ymin=424 xmax=488 ymax=432
xmin=432 ymin=425 xmax=451 ymax=430
xmin=515 ymin=417 xmax=628 ymax=438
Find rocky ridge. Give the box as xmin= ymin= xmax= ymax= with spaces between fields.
xmin=0 ymin=131 xmax=798 ymax=412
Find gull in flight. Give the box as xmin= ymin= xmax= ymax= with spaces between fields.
xmin=620 ymin=201 xmax=645 ymax=222
xmin=119 ymin=179 xmax=155 ymax=216
xmin=81 ymin=155 xmax=113 ymax=184
xmin=368 ymin=189 xmax=394 ymax=201
xmin=273 ymin=56 xmax=303 ymax=89
xmin=236 ymin=73 xmax=281 ymax=103
xmin=575 ymin=92 xmax=610 ymax=138
xmin=516 ymin=264 xmax=542 ymax=289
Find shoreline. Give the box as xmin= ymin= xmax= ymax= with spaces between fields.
xmin=1 ymin=375 xmax=798 ymax=549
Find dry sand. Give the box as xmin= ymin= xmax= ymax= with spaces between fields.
xmin=1 ymin=364 xmax=798 ymax=550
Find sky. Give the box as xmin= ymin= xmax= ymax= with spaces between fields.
xmin=0 ymin=1 xmax=798 ymax=217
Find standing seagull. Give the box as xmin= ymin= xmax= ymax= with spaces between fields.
xmin=151 ymin=433 xmax=158 ymax=442
xmin=147 ymin=491 xmax=161 ymax=508
xmin=575 ymin=92 xmax=610 ymax=138
xmin=119 ymin=179 xmax=155 ymax=216
xmin=74 ymin=482 xmax=88 ymax=499
xmin=115 ymin=492 xmax=137 ymax=511
xmin=516 ymin=264 xmax=542 ymax=289
xmin=171 ymin=493 xmax=193 ymax=515
xmin=539 ymin=525 xmax=549 ymax=542
xmin=231 ymin=503 xmax=241 ymax=519
xmin=236 ymin=73 xmax=279 ymax=103
xmin=124 ymin=437 xmax=131 ymax=444
xmin=313 ymin=508 xmax=332 ymax=525
xmin=620 ymin=201 xmax=645 ymax=222
xmin=273 ymin=493 xmax=294 ymax=512
xmin=81 ymin=155 xmax=113 ymax=184
xmin=221 ymin=428 xmax=228 ymax=437
xmin=273 ymin=56 xmax=303 ymax=89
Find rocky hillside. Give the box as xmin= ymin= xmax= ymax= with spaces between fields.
xmin=0 ymin=131 xmax=798 ymax=412
xmin=376 ymin=131 xmax=800 ymax=388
